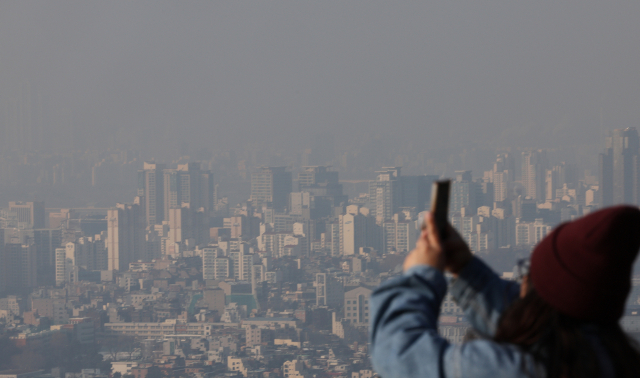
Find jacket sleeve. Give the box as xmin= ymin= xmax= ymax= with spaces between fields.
xmin=449 ymin=257 xmax=520 ymax=338
xmin=369 ymin=264 xmax=539 ymax=378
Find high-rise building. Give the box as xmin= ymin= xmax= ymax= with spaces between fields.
xmin=521 ymin=150 xmax=547 ymax=201
xmin=250 ymin=167 xmax=292 ymax=211
xmin=546 ymin=163 xmax=579 ymax=202
xmin=515 ymin=218 xmax=552 ymax=246
xmin=8 ymin=201 xmax=45 ymax=229
xmin=107 ymin=197 xmax=146 ymax=271
xmin=491 ymin=208 xmax=515 ymax=248
xmin=298 ymin=166 xmax=338 ymax=188
xmin=3 ymin=243 xmax=37 ymax=292
xmin=599 ymin=149 xmax=614 ymax=207
xmin=603 ymin=128 xmax=640 ymax=205
xmin=229 ymin=249 xmax=246 ymax=280
xmin=94 ymin=232 xmax=108 ymax=271
xmin=163 ymin=163 xmax=214 ymax=219
xmin=382 ymin=215 xmax=416 ymax=254
xmin=451 ymin=171 xmax=477 ymax=215
xmin=545 ymin=168 xmax=559 ymax=202
xmin=251 ymin=264 xmax=266 ymax=296
xmin=203 ymin=247 xmax=228 ymax=280
xmin=401 ymin=175 xmax=439 ymax=212
xmin=368 ymin=167 xmax=402 ymax=223
xmin=316 ymin=272 xmax=343 ymax=308
xmin=138 ymin=162 xmax=166 ymax=226
xmin=167 ymin=205 xmax=190 ymax=245
xmin=55 ymin=247 xmax=78 ymax=286
xmin=295 ymin=166 xmax=347 ymax=219
xmin=338 ymin=205 xmax=380 ymax=256
xmin=327 ymin=222 xmax=340 ymax=257
xmin=484 ymin=153 xmax=515 ymax=204
xmin=66 ymin=236 xmax=107 ymax=271
xmin=25 ymin=229 xmax=62 ymax=286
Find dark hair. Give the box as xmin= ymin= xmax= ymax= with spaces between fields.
xmin=494 ymin=288 xmax=640 ymax=378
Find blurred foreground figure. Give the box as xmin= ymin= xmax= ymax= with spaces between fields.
xmin=369 ymin=206 xmax=640 ymax=378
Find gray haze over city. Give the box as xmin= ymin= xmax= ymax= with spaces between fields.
xmin=1 ymin=2 xmax=640 ymax=378
xmin=3 ymin=3 xmax=640 ymax=182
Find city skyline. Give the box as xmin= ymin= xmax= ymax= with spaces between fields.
xmin=1 ymin=2 xmax=640 ymax=378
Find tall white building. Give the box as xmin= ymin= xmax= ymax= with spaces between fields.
xmin=338 ymin=205 xmax=379 ymax=256
xmin=515 ymin=218 xmax=552 ymax=246
xmin=382 ymin=215 xmax=416 ymax=254
xmin=483 ymin=153 xmax=515 ymax=203
xmin=368 ymin=167 xmax=401 ymax=223
xmin=55 ymin=247 xmax=78 ymax=287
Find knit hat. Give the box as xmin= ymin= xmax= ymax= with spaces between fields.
xmin=529 ymin=205 xmax=640 ymax=323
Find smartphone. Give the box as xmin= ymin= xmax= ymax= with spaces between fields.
xmin=427 ymin=180 xmax=451 ymax=240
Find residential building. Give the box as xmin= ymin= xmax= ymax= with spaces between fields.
xmin=515 ymin=218 xmax=552 ymax=246
xmin=601 ymin=128 xmax=640 ymax=205
xmin=521 ymin=150 xmax=548 ymax=201
xmin=368 ymin=167 xmax=401 ymax=223
xmin=107 ymin=198 xmax=146 ymax=271
xmin=316 ymin=273 xmax=343 ymax=308
xmin=137 ymin=162 xmax=166 ymax=226
xmin=338 ymin=205 xmax=379 ymax=256
xmin=382 ymin=214 xmax=415 ymax=254
xmin=282 ymin=360 xmax=308 ymax=378
xmin=451 ymin=171 xmax=477 ymax=215
xmin=8 ymin=201 xmax=45 ymax=229
xmin=105 ymin=321 xmax=214 ymax=338
xmin=344 ymin=287 xmax=372 ymax=327
xmin=3 ymin=243 xmax=37 ymax=292
xmin=251 ymin=167 xmax=292 ymax=211
xmin=55 ymin=247 xmax=77 ymax=286
xmin=32 ymin=229 xmax=63 ymax=286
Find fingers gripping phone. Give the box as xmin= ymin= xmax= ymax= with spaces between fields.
xmin=427 ymin=180 xmax=451 ymax=240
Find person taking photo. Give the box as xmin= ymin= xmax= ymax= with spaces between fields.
xmin=369 ymin=206 xmax=640 ymax=378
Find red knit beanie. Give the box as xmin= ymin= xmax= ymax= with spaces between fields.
xmin=529 ymin=205 xmax=640 ymax=323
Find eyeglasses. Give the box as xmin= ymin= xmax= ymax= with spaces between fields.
xmin=514 ymin=258 xmax=530 ymax=283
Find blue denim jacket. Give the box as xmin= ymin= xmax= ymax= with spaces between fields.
xmin=369 ymin=257 xmax=544 ymax=378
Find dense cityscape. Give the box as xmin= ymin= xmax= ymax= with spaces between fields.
xmin=3 ymin=2 xmax=640 ymax=378
xmin=0 ymin=126 xmax=637 ymax=378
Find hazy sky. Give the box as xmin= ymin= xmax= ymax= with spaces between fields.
xmin=2 ymin=1 xmax=640 ymax=157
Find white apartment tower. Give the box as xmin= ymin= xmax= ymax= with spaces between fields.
xmin=55 ymin=247 xmax=78 ymax=287
xmin=368 ymin=167 xmax=401 ymax=223
xmin=382 ymin=215 xmax=416 ymax=254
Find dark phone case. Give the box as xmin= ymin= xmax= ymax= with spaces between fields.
xmin=430 ymin=180 xmax=450 ymax=240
